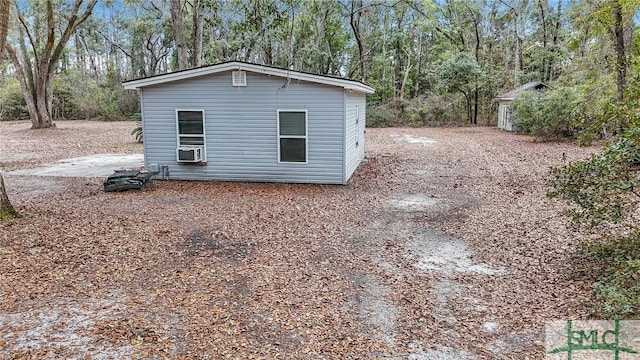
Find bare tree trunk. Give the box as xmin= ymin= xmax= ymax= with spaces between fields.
xmin=614 ymin=1 xmax=626 ymax=102
xmin=0 ymin=0 xmax=19 ymax=220
xmin=459 ymin=89 xmax=472 ymax=124
xmin=6 ymin=45 xmax=54 ymax=129
xmin=192 ymin=0 xmax=203 ymax=67
xmin=381 ymin=11 xmax=388 ymax=102
xmin=0 ymin=174 xmax=20 ymax=220
xmin=505 ymin=3 xmax=524 ymax=82
xmin=171 ymin=0 xmax=188 ymax=70
xmin=413 ymin=30 xmax=423 ymax=97
xmin=549 ymin=0 xmax=562 ymax=80
xmin=399 ymin=52 xmax=412 ymax=101
xmin=6 ymin=0 xmax=97 ymax=129
xmin=349 ymin=0 xmax=366 ymax=82
xmin=0 ymin=0 xmax=7 ymax=52
xmin=613 ymin=0 xmax=628 ymax=133
xmin=514 ymin=23 xmax=523 ymax=75
xmin=74 ymin=33 xmax=85 ymax=74
xmin=472 ymin=10 xmax=480 ymax=124
xmin=538 ymin=0 xmax=548 ymax=81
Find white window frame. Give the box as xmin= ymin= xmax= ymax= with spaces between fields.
xmin=277 ymin=109 xmax=308 ymax=164
xmin=176 ymin=109 xmax=206 ymax=161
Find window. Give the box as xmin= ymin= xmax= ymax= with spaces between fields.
xmin=177 ymin=110 xmax=205 ymax=146
xmin=278 ymin=110 xmax=307 ymax=163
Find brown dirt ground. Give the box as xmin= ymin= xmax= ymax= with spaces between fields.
xmin=0 ymin=120 xmax=599 ymax=359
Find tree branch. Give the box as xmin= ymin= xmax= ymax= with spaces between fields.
xmin=95 ymin=28 xmax=134 ymax=60
xmin=49 ymin=0 xmax=99 ymax=76
xmin=41 ymin=0 xmax=56 ymax=69
xmin=15 ymin=4 xmax=39 ymax=66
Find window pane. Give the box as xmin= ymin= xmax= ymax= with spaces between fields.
xmin=178 ymin=111 xmax=203 ymax=134
xmin=279 ymin=112 xmax=306 ymax=136
xmin=280 ymin=138 xmax=306 ymax=162
xmin=179 ymin=136 xmax=204 ymax=146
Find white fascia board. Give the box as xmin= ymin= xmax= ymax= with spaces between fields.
xmin=122 ymin=65 xmax=232 ymax=89
xmin=123 ymin=61 xmax=375 ymax=94
xmin=239 ymin=63 xmax=375 ymax=94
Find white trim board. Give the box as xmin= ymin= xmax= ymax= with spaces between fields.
xmin=123 ymin=61 xmax=375 ymax=95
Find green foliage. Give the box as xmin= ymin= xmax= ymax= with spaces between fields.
xmin=511 ymin=87 xmax=579 ymax=141
xmin=0 ymin=174 xmax=21 ymax=221
xmin=0 ymin=77 xmax=28 ymax=121
xmin=130 ymin=113 xmax=143 ymax=143
xmin=52 ymin=74 xmax=82 ymax=119
xmin=572 ymin=72 xmax=640 ymax=145
xmin=52 ymin=70 xmax=135 ymax=121
xmin=366 ymin=96 xmax=466 ymax=128
xmin=407 ymin=95 xmax=461 ymax=126
xmin=95 ymin=64 xmax=138 ymax=121
xmin=367 ymin=104 xmax=397 ymax=127
xmin=549 ymin=61 xmax=640 ymax=318
xmin=435 ymin=53 xmax=483 ymax=123
xmin=131 ymin=123 xmax=143 ymax=143
xmin=548 ymin=127 xmax=640 ymax=229
xmin=574 ymin=233 xmax=640 ymax=318
xmin=0 ymin=208 xmax=21 ymax=220
xmin=436 ymin=53 xmax=483 ymax=96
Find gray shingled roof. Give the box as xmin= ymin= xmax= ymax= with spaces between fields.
xmin=496 ymin=81 xmax=548 ymax=101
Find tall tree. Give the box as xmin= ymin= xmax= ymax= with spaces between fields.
xmin=191 ymin=0 xmax=203 ymax=67
xmin=289 ymin=0 xmax=348 ymax=75
xmin=0 ymin=0 xmax=20 ymax=220
xmin=170 ymin=0 xmax=188 ymax=70
xmin=613 ymin=0 xmax=626 ymax=102
xmin=437 ymin=52 xmax=483 ymax=123
xmin=348 ymin=0 xmax=367 ymax=81
xmin=0 ymin=173 xmax=19 ymax=220
xmin=0 ymin=0 xmax=8 ymax=61
xmin=5 ymin=0 xmax=98 ymax=129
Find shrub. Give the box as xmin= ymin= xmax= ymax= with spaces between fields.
xmin=49 ymin=69 xmax=140 ymax=121
xmin=130 ymin=113 xmax=143 ymax=143
xmin=367 ymin=95 xmax=467 ymax=128
xmin=512 ymin=87 xmax=580 ymax=140
xmin=575 ymin=233 xmax=640 ymax=318
xmin=0 ymin=78 xmax=28 ymax=121
xmin=550 ymin=126 xmax=640 ymax=318
xmin=548 ymin=127 xmax=640 ymax=229
xmin=407 ymin=95 xmax=457 ymax=126
xmin=367 ymin=103 xmax=398 ymax=127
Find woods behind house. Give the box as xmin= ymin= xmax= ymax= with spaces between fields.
xmin=0 ymin=0 xmax=638 ymax=140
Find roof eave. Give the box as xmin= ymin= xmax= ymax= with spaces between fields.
xmin=122 ymin=61 xmax=375 ymax=94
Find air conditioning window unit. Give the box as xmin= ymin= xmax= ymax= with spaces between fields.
xmin=177 ymin=146 xmax=204 ymax=163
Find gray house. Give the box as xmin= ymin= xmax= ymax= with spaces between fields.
xmin=496 ymin=81 xmax=547 ymax=131
xmin=123 ymin=61 xmax=374 ymax=185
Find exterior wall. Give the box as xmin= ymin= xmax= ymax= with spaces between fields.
xmin=141 ymin=71 xmax=346 ymax=184
xmin=344 ymin=91 xmax=366 ymax=183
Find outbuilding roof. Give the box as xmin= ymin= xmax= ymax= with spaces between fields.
xmin=122 ymin=61 xmax=375 ymax=94
xmin=496 ymin=81 xmax=548 ymax=101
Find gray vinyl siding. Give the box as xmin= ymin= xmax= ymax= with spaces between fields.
xmin=344 ymin=91 xmax=366 ymax=183
xmin=141 ymin=71 xmax=346 ymax=184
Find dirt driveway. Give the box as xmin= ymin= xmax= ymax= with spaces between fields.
xmin=0 ymin=121 xmax=597 ymax=359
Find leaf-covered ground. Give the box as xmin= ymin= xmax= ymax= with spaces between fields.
xmin=0 ymin=120 xmax=599 ymax=359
